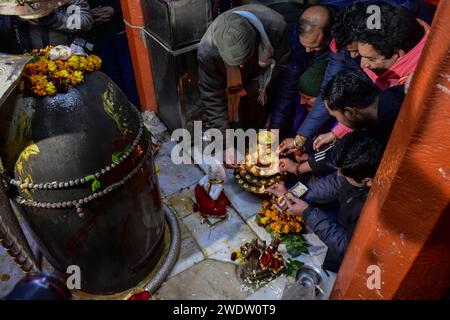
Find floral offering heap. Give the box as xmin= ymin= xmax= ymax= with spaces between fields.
xmin=230 ymin=238 xmax=305 ymax=286
xmin=19 ymin=45 xmax=102 ymax=97
xmin=256 ymin=200 xmax=308 ymax=257
xmin=231 ymin=238 xmax=285 ymax=285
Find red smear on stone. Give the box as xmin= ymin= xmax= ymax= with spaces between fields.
xmin=128 ymin=290 xmax=151 ymax=300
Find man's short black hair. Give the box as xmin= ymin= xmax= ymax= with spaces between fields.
xmin=356 ymin=4 xmax=424 ymax=58
xmin=332 ymin=1 xmax=371 ymax=50
xmin=298 ymin=5 xmax=335 ymax=40
xmin=330 ymin=131 xmax=384 ymax=182
xmin=322 ymin=69 xmax=380 ymax=112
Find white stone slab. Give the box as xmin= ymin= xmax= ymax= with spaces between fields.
xmin=155 ymin=260 xmax=249 ymax=300
xmin=169 ymin=236 xmax=205 ymax=278
xmin=224 ymin=169 xmax=264 ymax=221
xmin=302 ymin=232 xmax=329 ymax=266
xmin=166 ymin=185 xmax=197 ymax=220
xmin=182 ymin=207 xmax=256 ymax=261
xmin=245 ymin=275 xmax=288 ymax=300
xmin=155 ymin=141 xmax=204 ymax=197
xmin=246 ymin=214 xmax=273 ymax=245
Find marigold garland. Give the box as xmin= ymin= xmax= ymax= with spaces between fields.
xmin=256 ymin=200 xmax=303 ymax=234
xmin=19 ymin=46 xmax=102 ymax=97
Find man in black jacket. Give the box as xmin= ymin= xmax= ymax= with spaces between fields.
xmin=268 ymin=131 xmax=383 ymax=272
xmin=306 ymin=69 xmax=404 ymax=175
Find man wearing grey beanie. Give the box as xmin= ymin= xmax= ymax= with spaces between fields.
xmin=197 ymin=4 xmax=290 ymax=131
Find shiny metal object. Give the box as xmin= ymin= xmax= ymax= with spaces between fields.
xmin=141 ymin=0 xmax=211 ymax=50
xmin=144 ymin=205 xmax=181 ymax=293
xmin=140 ymin=0 xmax=211 ymax=130
xmin=296 ymin=265 xmax=323 ymax=287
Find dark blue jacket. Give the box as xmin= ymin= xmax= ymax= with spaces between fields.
xmin=269 ymin=23 xmax=330 ymax=131
xmin=297 ymin=49 xmax=360 ymax=139
xmin=302 ymin=172 xmax=370 ymax=272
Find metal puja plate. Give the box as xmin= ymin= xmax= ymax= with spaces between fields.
xmin=244 ymin=153 xmax=280 ymax=177
xmin=234 ymin=169 xmax=282 ymax=195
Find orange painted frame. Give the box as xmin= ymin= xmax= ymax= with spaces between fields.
xmin=120 ymin=0 xmax=157 ymax=112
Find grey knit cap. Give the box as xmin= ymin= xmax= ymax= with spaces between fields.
xmin=212 ymin=13 xmax=257 ymax=66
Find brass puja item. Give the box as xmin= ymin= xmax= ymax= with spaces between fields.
xmin=234 ymin=131 xmax=282 ymax=194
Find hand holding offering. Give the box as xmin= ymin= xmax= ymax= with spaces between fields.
xmin=284 ymin=193 xmax=309 ymax=216
xmin=266 ymin=182 xmax=288 ymax=197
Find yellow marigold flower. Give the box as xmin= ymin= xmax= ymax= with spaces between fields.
xmin=273 ymin=225 xmax=282 ymax=234
xmin=70 ymin=71 xmax=84 ymax=86
xmin=45 ymin=82 xmax=57 ymax=95
xmin=47 ymin=61 xmax=57 ymax=72
xmin=260 ymin=216 xmax=269 ymax=225
xmin=59 ymin=70 xmax=70 ymax=78
xmin=89 ymin=55 xmax=102 ymax=69
xmin=67 ymin=55 xmax=80 ymax=69
xmin=32 ymin=84 xmax=47 ymax=97
xmin=78 ymin=56 xmax=87 ymax=71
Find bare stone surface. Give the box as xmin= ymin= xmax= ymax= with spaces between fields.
xmin=154 ymin=259 xmax=249 ymax=300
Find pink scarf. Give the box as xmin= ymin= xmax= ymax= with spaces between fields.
xmin=364 ymin=19 xmax=430 ymax=90
xmin=329 ymin=38 xmax=338 ymax=54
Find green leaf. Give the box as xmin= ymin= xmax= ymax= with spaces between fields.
xmin=91 ymin=179 xmax=101 ymax=192
xmin=112 ymin=151 xmax=123 ymax=164
xmin=286 ymin=245 xmax=308 ymax=258
xmin=255 ymin=214 xmax=261 ymax=223
xmin=264 ymin=225 xmax=272 ymax=234
xmin=280 ymin=233 xmax=309 ymax=257
xmin=285 ymin=259 xmax=304 ymax=277
xmin=84 ymin=175 xmax=96 ymax=182
xmin=271 ymin=233 xmax=281 ymax=239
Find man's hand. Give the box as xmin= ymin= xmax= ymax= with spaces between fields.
xmin=279 ymin=158 xmax=298 ymax=175
xmin=92 ymin=6 xmax=115 ymax=24
xmin=294 ymin=151 xmax=309 ymax=163
xmin=313 ymin=132 xmax=336 ymax=151
xmin=277 ymin=137 xmax=295 ymax=154
xmin=266 ymin=182 xmax=288 ymax=198
xmin=285 ymin=193 xmax=309 ymax=216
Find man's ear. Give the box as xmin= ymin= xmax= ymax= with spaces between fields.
xmin=364 ymin=177 xmax=373 ymax=187
xmin=344 ymin=107 xmax=357 ymax=120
